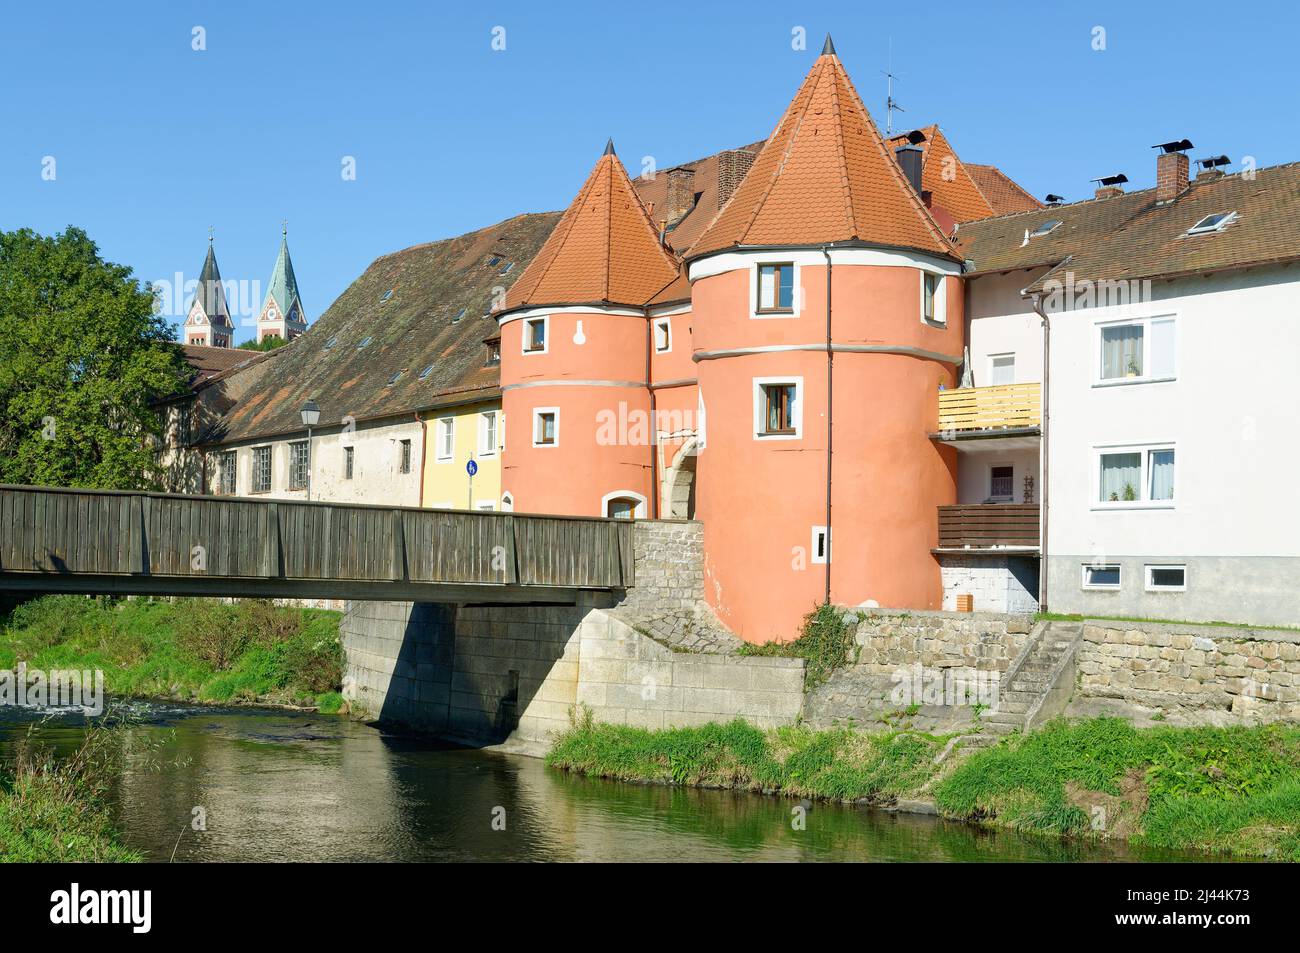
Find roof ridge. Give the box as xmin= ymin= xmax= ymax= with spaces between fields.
xmin=827 ymin=61 xmax=858 ymax=238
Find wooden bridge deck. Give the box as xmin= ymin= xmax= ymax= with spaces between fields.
xmin=0 ymin=485 xmax=635 ymax=604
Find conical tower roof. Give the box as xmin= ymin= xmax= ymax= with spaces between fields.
xmin=689 ymin=41 xmax=955 ymax=260
xmin=263 ymin=232 xmax=303 ymax=317
xmin=191 ymin=241 xmax=233 ymax=327
xmin=505 ymin=141 xmax=680 ymax=311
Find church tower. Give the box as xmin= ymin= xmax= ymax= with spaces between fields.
xmin=183 ymin=236 xmax=235 ymax=348
xmin=256 ymin=225 xmax=307 ymax=343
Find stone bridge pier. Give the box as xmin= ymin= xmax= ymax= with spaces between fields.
xmin=340 ymin=520 xmax=808 ymax=745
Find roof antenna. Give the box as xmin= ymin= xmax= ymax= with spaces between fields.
xmin=881 ymin=38 xmax=904 ymax=135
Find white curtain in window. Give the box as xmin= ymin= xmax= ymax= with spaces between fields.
xmin=1149 ymin=449 xmax=1175 ymax=500
xmin=1101 ymin=324 xmax=1143 ymax=379
xmin=1100 ymin=452 xmax=1142 ymax=502
xmin=759 ymin=268 xmax=776 ymax=309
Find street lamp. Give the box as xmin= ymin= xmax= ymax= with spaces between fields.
xmin=300 ymin=398 xmax=320 ymax=500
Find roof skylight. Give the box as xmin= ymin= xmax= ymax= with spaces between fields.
xmin=324 ymin=336 xmax=337 ymax=349
xmin=381 ymin=289 xmax=394 ymax=302
xmin=357 ymin=336 xmax=372 ymax=349
xmin=1187 ymin=212 xmax=1236 ymax=235
xmin=500 ymin=262 xmax=514 ymax=275
xmin=487 ymin=256 xmax=502 ymax=267
xmin=453 ymin=308 xmax=466 ymax=322
xmin=386 ymin=370 xmax=402 ymax=386
xmin=418 ymin=364 xmax=434 ymax=380
xmin=1031 ymin=219 xmax=1062 ymax=237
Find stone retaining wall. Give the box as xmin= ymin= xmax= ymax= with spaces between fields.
xmin=1077 ymin=621 xmax=1300 ymax=721
xmin=852 ymin=609 xmax=1034 ymax=673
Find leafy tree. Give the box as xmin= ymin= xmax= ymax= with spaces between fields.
xmin=0 ymin=227 xmax=190 ymax=489
xmin=237 ymin=335 xmax=287 ymax=352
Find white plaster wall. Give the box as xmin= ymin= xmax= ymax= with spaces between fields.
xmin=1046 ymin=264 xmax=1300 ymax=574
xmin=966 ymin=269 xmax=1047 ymax=386
xmin=211 ymin=417 xmax=425 ymax=507
xmin=955 ymin=447 xmax=1040 ymax=504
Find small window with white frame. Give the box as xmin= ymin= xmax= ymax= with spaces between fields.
xmin=920 ymin=271 xmax=946 ymax=325
xmin=435 ymin=417 xmax=454 ymax=462
xmin=1186 ymin=212 xmax=1236 ymax=236
xmin=478 ymin=411 xmax=498 ymax=456
xmin=653 ymin=318 xmax=671 ymax=353
xmin=1145 ymin=565 xmax=1186 ymax=591
xmin=756 ymin=263 xmax=794 ymax=314
xmin=522 ymin=316 xmax=548 ymax=354
xmin=533 ymin=408 xmax=558 ymax=447
xmin=989 ymin=353 xmax=1015 ymax=387
xmin=1082 ymin=564 xmax=1121 ymax=589
xmin=1096 ymin=445 xmax=1175 ymax=506
xmin=1096 ymin=315 xmax=1176 ymax=384
xmin=753 ymin=377 xmax=802 ymax=439
xmin=811 ymin=526 xmax=831 ymax=564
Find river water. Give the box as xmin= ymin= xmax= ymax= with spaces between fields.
xmin=0 ymin=702 xmax=1202 ymax=862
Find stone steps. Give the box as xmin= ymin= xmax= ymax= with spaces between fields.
xmin=975 ymin=622 xmax=1083 ymax=737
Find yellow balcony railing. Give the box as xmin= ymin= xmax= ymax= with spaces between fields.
xmin=937 ymin=382 xmax=1041 ymax=434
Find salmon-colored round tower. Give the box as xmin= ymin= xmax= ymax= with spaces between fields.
xmin=497 ymin=140 xmax=681 ymax=518
xmin=685 ymin=36 xmax=964 ymax=642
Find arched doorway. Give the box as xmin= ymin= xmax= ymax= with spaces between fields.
xmin=662 ymin=438 xmax=698 ymax=519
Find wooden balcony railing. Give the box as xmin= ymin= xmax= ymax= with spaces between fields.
xmin=937 ymin=382 xmax=1041 ymax=434
xmin=937 ymin=504 xmax=1040 ymax=550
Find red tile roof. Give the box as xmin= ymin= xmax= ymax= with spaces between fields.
xmin=505 ymin=143 xmax=681 ymax=311
xmin=180 ymin=344 xmax=260 ymax=388
xmin=888 ymin=125 xmax=996 ymax=223
xmin=965 ymin=163 xmax=1043 ymax=215
xmin=689 ymin=47 xmax=955 ymax=260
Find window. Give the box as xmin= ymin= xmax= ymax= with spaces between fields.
xmin=523 ymin=317 xmax=547 ymax=353
xmin=1146 ymin=565 xmax=1187 ymax=591
xmin=217 ymin=450 xmax=236 ymax=495
xmin=386 ymin=370 xmax=402 ymax=386
xmin=921 ymin=272 xmax=946 ymax=325
xmin=252 ymin=446 xmax=272 ymax=493
xmin=1097 ymin=316 xmax=1176 ymax=383
xmin=757 ymin=263 xmax=794 ymax=313
xmin=654 ymin=318 xmax=671 ymax=353
xmin=436 ymin=418 xmax=454 ymax=462
xmin=479 ymin=411 xmax=498 ymax=456
xmin=1031 ymin=219 xmax=1062 ymax=237
xmin=989 ymin=353 xmax=1016 ymax=387
xmin=453 ymin=307 xmax=467 ymax=322
xmin=754 ymin=379 xmax=801 ymax=438
xmin=811 ymin=526 xmax=831 ymax=564
xmin=1187 ymin=212 xmax=1235 ymax=235
xmin=484 ymin=339 xmax=501 ymax=366
xmin=500 ymin=262 xmax=514 ymax=275
xmin=399 ymin=439 xmax=412 ymax=474
xmin=1097 ymin=446 xmax=1175 ymax=506
xmin=381 ymin=289 xmax=394 ymax=302
xmin=1082 ymin=564 xmax=1121 ymax=590
xmin=344 ymin=446 xmax=354 ymax=480
xmin=325 ymin=336 xmax=338 ymax=349
xmin=357 ymin=336 xmax=372 ymax=349
xmin=990 ymin=465 xmax=1014 ymax=500
xmin=176 ymin=404 xmax=192 ymax=446
xmin=533 ymin=408 xmax=558 ymax=447
xmin=418 ymin=364 xmax=434 ymax=381
xmin=289 ymin=441 xmax=309 ymax=490
xmin=603 ymin=492 xmax=646 ymax=519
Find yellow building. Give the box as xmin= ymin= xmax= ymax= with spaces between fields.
xmin=422 ymin=396 xmax=503 ymax=510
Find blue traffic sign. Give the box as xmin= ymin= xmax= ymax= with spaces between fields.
xmin=466 ymin=459 xmax=478 ymax=477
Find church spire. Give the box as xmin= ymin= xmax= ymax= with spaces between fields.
xmin=257 ymin=226 xmax=307 ymax=344
xmin=183 ymin=236 xmax=233 ymax=348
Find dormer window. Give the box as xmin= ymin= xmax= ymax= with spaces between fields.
xmin=1031 ymin=219 xmax=1062 ymax=237
xmin=1187 ymin=212 xmax=1236 ymax=235
xmin=484 ymin=339 xmax=501 ymax=366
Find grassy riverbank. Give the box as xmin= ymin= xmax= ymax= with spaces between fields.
xmin=548 ymin=715 xmax=1300 ymax=860
xmin=0 ymin=595 xmax=344 ymax=709
xmin=0 ymin=723 xmax=140 ymax=862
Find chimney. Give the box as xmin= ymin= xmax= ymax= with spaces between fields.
xmin=1091 ymin=173 xmax=1128 ymax=200
xmin=896 ymin=145 xmax=924 ymax=195
xmin=1196 ymin=154 xmax=1230 ymax=182
xmin=665 ymin=167 xmax=696 ymax=220
xmin=1153 ymin=139 xmax=1193 ymax=203
xmin=716 ymin=150 xmax=756 ymax=208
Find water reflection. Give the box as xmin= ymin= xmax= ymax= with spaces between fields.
xmin=0 ymin=703 xmax=1200 ymax=863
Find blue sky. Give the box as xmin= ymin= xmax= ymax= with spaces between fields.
xmin=3 ymin=1 xmax=1297 ymax=342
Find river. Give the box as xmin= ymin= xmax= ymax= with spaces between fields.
xmin=0 ymin=701 xmax=1203 ymax=862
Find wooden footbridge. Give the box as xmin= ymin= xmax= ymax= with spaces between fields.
xmin=0 ymin=485 xmax=634 ymax=605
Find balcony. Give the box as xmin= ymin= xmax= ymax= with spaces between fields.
xmin=936 ymin=504 xmax=1039 ymax=552
xmin=933 ymin=383 xmax=1041 ymax=450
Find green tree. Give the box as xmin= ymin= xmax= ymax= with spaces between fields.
xmin=237 ymin=335 xmax=287 ymax=352
xmin=0 ymin=227 xmax=190 ymax=489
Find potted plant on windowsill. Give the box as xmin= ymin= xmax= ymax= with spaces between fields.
xmin=1125 ymin=358 xmax=1141 ymax=378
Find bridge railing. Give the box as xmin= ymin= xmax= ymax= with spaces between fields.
xmin=0 ymin=485 xmax=634 ymax=590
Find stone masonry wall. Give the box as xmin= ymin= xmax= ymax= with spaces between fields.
xmin=1078 ymin=621 xmax=1300 ymax=722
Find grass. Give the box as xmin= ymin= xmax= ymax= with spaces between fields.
xmin=934 ymin=717 xmax=1300 ymax=860
xmin=547 ymin=709 xmax=948 ymax=803
xmin=1036 ymin=611 xmax=1300 ymax=633
xmin=0 ymin=595 xmax=344 ymax=708
xmin=549 ymin=713 xmax=1300 ymax=860
xmin=736 ymin=603 xmax=861 ymax=690
xmin=0 ymin=719 xmax=141 ymax=862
